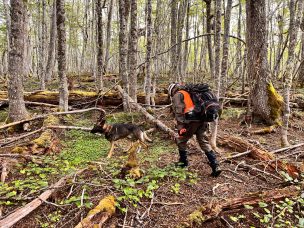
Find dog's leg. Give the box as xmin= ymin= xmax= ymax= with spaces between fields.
xmin=107 ymin=142 xmax=115 ymax=158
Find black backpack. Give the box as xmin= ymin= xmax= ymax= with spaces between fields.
xmin=181 ymin=83 xmax=220 ymax=122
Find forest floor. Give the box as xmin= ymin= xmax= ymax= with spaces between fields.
xmin=0 ymin=74 xmax=304 ymax=228
xmin=0 ymin=103 xmax=303 ymax=228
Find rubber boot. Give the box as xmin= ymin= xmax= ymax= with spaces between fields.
xmin=205 ymin=150 xmax=222 ymax=177
xmin=176 ymin=150 xmax=188 ymax=168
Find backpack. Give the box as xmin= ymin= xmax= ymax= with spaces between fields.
xmin=180 ymin=83 xmax=220 ymax=122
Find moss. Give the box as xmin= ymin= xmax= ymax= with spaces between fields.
xmin=88 ymin=195 xmax=116 ymax=215
xmin=189 ymin=209 xmax=205 ymax=225
xmin=12 ymin=146 xmax=26 ymax=154
xmin=106 ymin=112 xmax=142 ymax=124
xmin=43 ymin=115 xmax=60 ymax=126
xmin=267 ymin=82 xmax=283 ymax=125
xmin=33 ymin=129 xmax=53 ymax=147
xmin=0 ymin=110 xmax=7 ymax=122
xmin=221 ymin=108 xmax=245 ymax=120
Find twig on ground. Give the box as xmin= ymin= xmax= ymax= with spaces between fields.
xmin=122 ymin=207 xmax=128 ymax=228
xmin=271 ymin=142 xmax=304 ymax=154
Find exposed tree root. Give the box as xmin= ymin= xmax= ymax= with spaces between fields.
xmin=188 ymin=185 xmax=301 ymax=226
xmin=74 ymin=195 xmax=116 ymax=228
xmin=217 ymin=135 xmax=300 ymax=178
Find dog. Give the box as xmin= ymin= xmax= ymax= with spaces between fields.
xmin=91 ymin=111 xmax=152 ymax=158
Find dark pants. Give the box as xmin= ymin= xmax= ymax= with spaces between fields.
xmin=176 ymin=121 xmax=212 ymax=152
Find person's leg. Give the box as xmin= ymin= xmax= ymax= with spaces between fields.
xmin=196 ymin=122 xmax=221 ymax=177
xmin=175 ymin=122 xmax=197 ymax=167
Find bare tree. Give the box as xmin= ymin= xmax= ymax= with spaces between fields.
xmin=118 ymin=0 xmax=130 ymax=111
xmin=56 ymin=0 xmax=69 ymax=111
xmin=129 ymin=0 xmax=138 ymax=102
xmin=145 ymin=0 xmax=152 ymax=105
xmin=170 ymin=0 xmax=177 ymax=75
xmin=281 ymin=0 xmax=303 ymax=146
xmin=105 ymin=0 xmax=114 ymax=73
xmin=96 ymin=0 xmax=104 ymax=91
xmin=45 ymin=0 xmax=57 ymax=83
xmin=7 ymin=0 xmax=28 ymax=122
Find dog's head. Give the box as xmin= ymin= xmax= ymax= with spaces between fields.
xmin=91 ymin=110 xmax=106 ymax=134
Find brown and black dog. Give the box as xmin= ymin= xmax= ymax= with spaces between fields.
xmin=91 ymin=111 xmax=152 ymax=158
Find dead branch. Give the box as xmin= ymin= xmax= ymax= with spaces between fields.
xmin=251 ymin=125 xmax=276 ymax=135
xmin=0 ymin=99 xmax=59 ymax=108
xmin=47 ymin=125 xmax=92 ymax=131
xmin=271 ymin=142 xmax=304 ymax=154
xmin=0 ymin=153 xmax=40 ymax=162
xmin=189 ymin=185 xmax=301 ymax=225
xmin=0 ymin=107 xmax=104 ymax=131
xmin=0 ymin=169 xmax=86 ymax=228
xmin=217 ymin=135 xmax=300 ymax=178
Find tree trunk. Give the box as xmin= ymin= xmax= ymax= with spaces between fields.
xmin=204 ymin=0 xmax=215 ymax=78
xmin=145 ymin=0 xmax=152 ymax=106
xmin=281 ymin=0 xmax=303 ymax=146
xmin=246 ymin=0 xmax=277 ymax=124
xmin=104 ymin=0 xmax=114 ymax=73
xmin=118 ymin=0 xmax=130 ymax=111
xmin=38 ymin=0 xmax=47 ymax=90
xmin=176 ymin=0 xmax=187 ymax=82
xmin=7 ymin=0 xmax=28 ymax=122
xmin=45 ymin=0 xmax=57 ymax=83
xmin=170 ymin=0 xmax=177 ymax=75
xmin=210 ymin=0 xmax=222 ymax=149
xmin=220 ymin=0 xmax=232 ymax=94
xmin=56 ymin=0 xmax=69 ymax=111
xmin=2 ymin=0 xmax=10 ymax=75
xmin=182 ymin=1 xmax=190 ymax=77
xmin=129 ymin=0 xmax=138 ymax=102
xmin=96 ymin=0 xmax=104 ymax=91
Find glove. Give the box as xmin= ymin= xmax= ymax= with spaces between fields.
xmin=179 ymin=128 xmax=187 ymax=136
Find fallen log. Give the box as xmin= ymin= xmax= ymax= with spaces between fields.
xmin=188 ymin=184 xmax=301 ymax=226
xmin=0 ymin=169 xmax=86 ymax=228
xmin=0 ymin=99 xmax=59 ymax=108
xmin=0 ymin=90 xmax=170 ymax=107
xmin=74 ymin=195 xmax=116 ymax=228
xmin=0 ymin=107 xmax=104 ymax=131
xmin=217 ymin=135 xmax=300 ymax=178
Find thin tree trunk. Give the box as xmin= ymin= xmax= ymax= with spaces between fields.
xmin=210 ymin=0 xmax=222 ymax=149
xmin=7 ymin=0 xmax=28 ymax=122
xmin=145 ymin=0 xmax=152 ymax=106
xmin=118 ymin=0 xmax=130 ymax=111
xmin=45 ymin=0 xmax=57 ymax=83
xmin=2 ymin=0 xmax=10 ymax=75
xmin=220 ymin=0 xmax=233 ymax=95
xmin=80 ymin=0 xmax=89 ymax=72
xmin=105 ymin=0 xmax=114 ymax=73
xmin=170 ymin=0 xmax=177 ymax=75
xmin=281 ymin=0 xmax=303 ymax=146
xmin=56 ymin=0 xmax=69 ymax=111
xmin=204 ymin=0 xmax=215 ymax=78
xmin=96 ymin=0 xmax=104 ymax=91
xmin=38 ymin=0 xmax=47 ymax=90
xmin=129 ymin=0 xmax=138 ymax=102
xmin=182 ymin=1 xmax=190 ymax=78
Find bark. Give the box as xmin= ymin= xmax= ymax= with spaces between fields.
xmin=281 ymin=0 xmax=303 ymax=146
xmin=118 ymin=0 xmax=130 ymax=111
xmin=45 ymin=0 xmax=57 ymax=83
xmin=56 ymin=0 xmax=69 ymax=111
xmin=210 ymin=0 xmax=222 ymax=149
xmin=104 ymin=0 xmax=114 ymax=73
xmin=170 ymin=0 xmax=177 ymax=74
xmin=176 ymin=0 xmax=187 ymax=82
xmin=96 ymin=0 xmax=104 ymax=91
xmin=129 ymin=0 xmax=138 ymax=102
xmin=204 ymin=0 xmax=215 ymax=78
xmin=7 ymin=0 xmax=28 ymax=122
xmin=80 ymin=0 xmax=89 ymax=72
xmin=236 ymin=1 xmax=242 ymax=87
xmin=246 ymin=0 xmax=275 ymax=124
xmin=0 ymin=90 xmax=169 ymax=107
xmin=182 ymin=1 xmax=190 ymax=77
xmin=298 ymin=13 xmax=304 ymax=87
xmin=145 ymin=0 xmax=152 ymax=105
xmin=221 ymin=0 xmax=233 ymax=94
xmin=38 ymin=0 xmax=47 ymax=90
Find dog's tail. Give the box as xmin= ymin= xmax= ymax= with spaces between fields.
xmin=143 ymin=131 xmax=152 ymax=142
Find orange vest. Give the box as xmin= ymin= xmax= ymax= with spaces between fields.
xmin=178 ymin=90 xmax=195 ymax=113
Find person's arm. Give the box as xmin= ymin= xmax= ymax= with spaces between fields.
xmin=172 ymin=93 xmax=186 ymax=123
